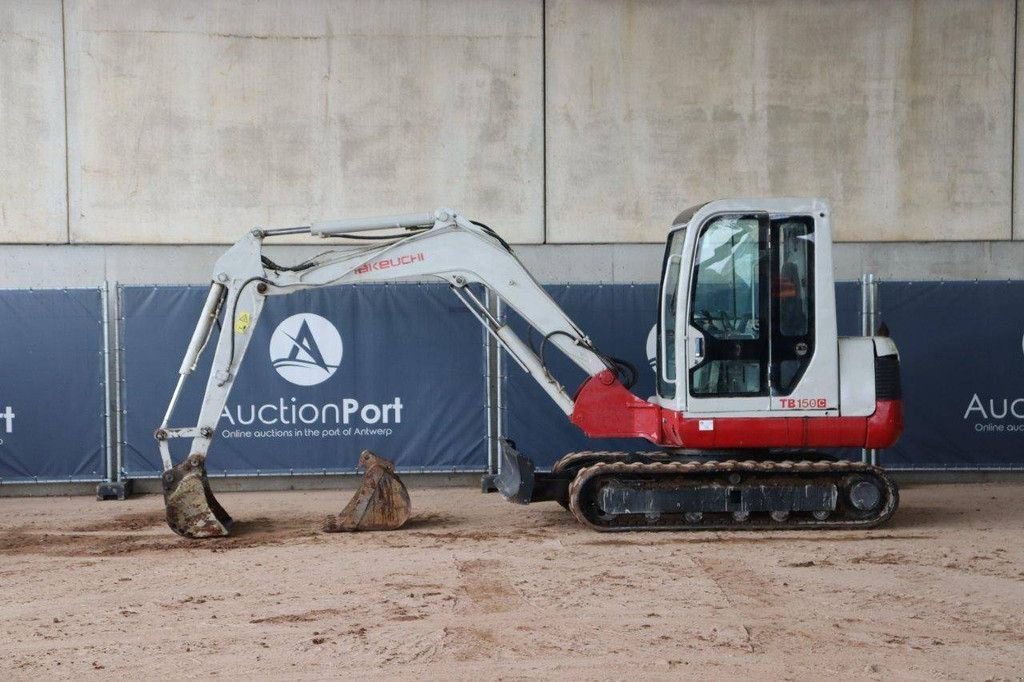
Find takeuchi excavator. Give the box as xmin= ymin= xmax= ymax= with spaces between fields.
xmin=156 ymin=198 xmax=902 ymax=538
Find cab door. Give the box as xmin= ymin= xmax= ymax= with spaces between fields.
xmin=685 ymin=213 xmax=771 ymax=414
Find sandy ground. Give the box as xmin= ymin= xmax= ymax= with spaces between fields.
xmin=0 ymin=483 xmax=1022 ymax=680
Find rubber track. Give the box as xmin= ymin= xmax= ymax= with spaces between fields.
xmin=550 ymin=448 xmax=821 ymax=475
xmin=550 ymin=451 xmax=668 ymax=510
xmin=567 ymin=459 xmax=899 ymax=532
xmin=551 ymin=450 xmax=667 ymax=474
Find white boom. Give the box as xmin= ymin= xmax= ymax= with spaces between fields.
xmin=155 ymin=209 xmax=614 ymax=472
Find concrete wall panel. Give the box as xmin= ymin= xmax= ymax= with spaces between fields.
xmin=8 ymin=241 xmax=1024 ymax=288
xmin=65 ymin=0 xmax=542 ymax=244
xmin=546 ymin=0 xmax=1014 ymax=243
xmin=0 ymin=0 xmax=67 ymax=243
xmin=1015 ymin=0 xmax=1024 ymax=240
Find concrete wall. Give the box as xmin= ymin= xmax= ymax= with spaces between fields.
xmin=0 ymin=0 xmax=1023 ymax=281
xmin=6 ymin=241 xmax=1024 ymax=288
xmin=547 ymin=0 xmax=1015 ymax=243
xmin=0 ymin=0 xmax=66 ymax=243
xmin=64 ymin=0 xmax=543 ymax=244
xmin=1016 ymin=0 xmax=1024 ymax=241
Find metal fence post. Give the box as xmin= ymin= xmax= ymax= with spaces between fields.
xmin=100 ymin=282 xmax=113 ymax=483
xmin=114 ymin=282 xmax=127 ymax=485
xmin=480 ymin=288 xmax=502 ymax=492
xmin=96 ymin=281 xmax=131 ymax=500
xmin=496 ymin=296 xmax=505 ymax=471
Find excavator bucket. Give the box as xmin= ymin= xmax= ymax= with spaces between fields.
xmin=162 ymin=453 xmax=232 ymax=538
xmin=324 ymin=450 xmax=411 ymax=532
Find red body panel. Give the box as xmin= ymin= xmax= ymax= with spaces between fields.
xmin=569 ymin=369 xmax=662 ymax=442
xmin=570 ymin=370 xmax=903 ymax=450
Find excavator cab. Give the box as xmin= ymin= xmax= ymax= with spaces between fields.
xmin=503 ymin=198 xmax=901 ymax=530
xmin=656 ymin=199 xmax=837 ymax=420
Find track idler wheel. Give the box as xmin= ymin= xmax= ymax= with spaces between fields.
xmin=324 ymin=450 xmax=411 ymax=532
xmin=162 ymin=453 xmax=232 ymax=538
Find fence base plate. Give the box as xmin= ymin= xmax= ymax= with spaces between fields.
xmin=96 ymin=479 xmax=133 ymax=501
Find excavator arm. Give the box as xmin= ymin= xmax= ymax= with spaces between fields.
xmin=156 ymin=208 xmax=631 ymax=537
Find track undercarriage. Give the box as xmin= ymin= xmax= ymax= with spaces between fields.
xmin=496 ymin=442 xmax=898 ymax=531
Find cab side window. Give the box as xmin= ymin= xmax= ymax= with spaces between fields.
xmin=772 ymin=218 xmax=815 ymax=393
xmin=657 ymin=229 xmax=686 ymax=399
xmin=689 ymin=215 xmax=767 ymax=397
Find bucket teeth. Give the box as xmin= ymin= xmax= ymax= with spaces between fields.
xmin=324 ymin=450 xmax=411 ymax=532
xmin=162 ymin=454 xmax=232 ymax=538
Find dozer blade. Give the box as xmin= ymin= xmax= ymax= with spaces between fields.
xmin=494 ymin=439 xmax=573 ymax=505
xmin=162 ymin=453 xmax=232 ymax=538
xmin=324 ymin=450 xmax=411 ymax=532
xmin=494 ymin=440 xmax=535 ymax=504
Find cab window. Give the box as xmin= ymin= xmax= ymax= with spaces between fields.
xmin=689 ymin=215 xmax=767 ymax=397
xmin=771 ymin=217 xmax=815 ymax=393
xmin=657 ymin=228 xmax=686 ymax=399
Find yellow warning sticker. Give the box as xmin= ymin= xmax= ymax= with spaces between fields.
xmin=235 ymin=311 xmax=252 ymax=333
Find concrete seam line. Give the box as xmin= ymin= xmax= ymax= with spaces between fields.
xmin=60 ymin=0 xmax=70 ymax=245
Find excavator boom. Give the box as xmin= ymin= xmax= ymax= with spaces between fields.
xmin=156 ymin=209 xmax=624 ymax=537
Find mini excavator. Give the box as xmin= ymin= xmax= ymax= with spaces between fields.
xmin=156 ymin=199 xmax=902 ymax=537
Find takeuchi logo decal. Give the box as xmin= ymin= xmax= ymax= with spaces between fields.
xmin=354 ymin=253 xmax=426 ymax=275
xmin=269 ymin=314 xmax=343 ymax=386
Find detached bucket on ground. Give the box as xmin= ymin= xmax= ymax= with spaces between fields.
xmin=162 ymin=454 xmax=233 ymax=538
xmin=324 ymin=450 xmax=411 ymax=532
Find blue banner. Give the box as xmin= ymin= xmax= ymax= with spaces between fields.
xmin=835 ymin=281 xmax=861 ymax=337
xmin=878 ymin=281 xmax=1024 ymax=469
xmin=121 ymin=284 xmax=487 ymax=476
xmin=0 ymin=289 xmax=106 ymax=481
xmin=503 ymin=284 xmax=660 ymax=468
xmin=502 ymin=282 xmax=1024 ymax=471
xmin=119 ymin=280 xmax=1024 ymax=476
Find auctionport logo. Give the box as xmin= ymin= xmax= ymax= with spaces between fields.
xmin=0 ymin=405 xmax=13 ymax=445
xmin=269 ymin=314 xmax=343 ymax=387
xmin=961 ymin=330 xmax=1024 ymax=432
